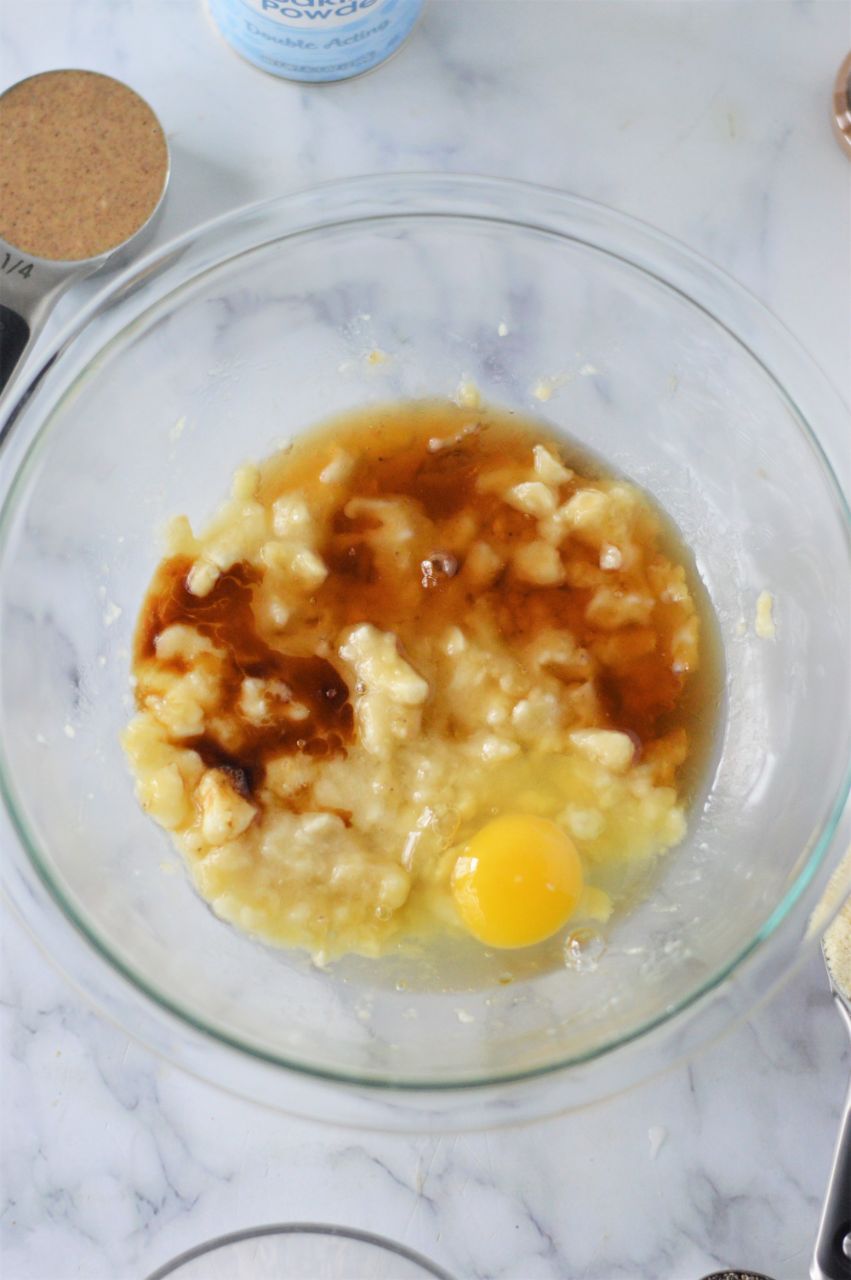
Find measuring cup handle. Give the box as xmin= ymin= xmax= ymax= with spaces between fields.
xmin=0 ymin=303 xmax=31 ymax=396
xmin=0 ymin=243 xmax=95 ymax=447
xmin=812 ymin=1001 xmax=851 ymax=1280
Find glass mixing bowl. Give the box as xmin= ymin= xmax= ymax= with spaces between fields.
xmin=0 ymin=175 xmax=848 ymax=1130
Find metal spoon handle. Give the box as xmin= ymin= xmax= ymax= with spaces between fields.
xmin=812 ymin=999 xmax=851 ymax=1280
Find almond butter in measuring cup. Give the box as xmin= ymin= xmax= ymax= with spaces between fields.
xmin=0 ymin=69 xmax=168 ymax=261
xmin=0 ymin=69 xmax=169 ymax=418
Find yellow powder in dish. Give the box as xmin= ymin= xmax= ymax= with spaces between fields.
xmin=0 ymin=69 xmax=168 ymax=261
xmin=825 ymin=896 xmax=851 ymax=999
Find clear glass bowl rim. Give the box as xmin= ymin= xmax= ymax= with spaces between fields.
xmin=0 ymin=172 xmax=849 ymax=1103
xmin=145 ymin=1223 xmax=456 ymax=1280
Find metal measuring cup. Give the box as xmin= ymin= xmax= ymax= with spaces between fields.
xmin=0 ymin=69 xmax=170 ymax=440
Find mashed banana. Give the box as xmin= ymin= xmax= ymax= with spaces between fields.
xmin=123 ymin=402 xmax=704 ymax=961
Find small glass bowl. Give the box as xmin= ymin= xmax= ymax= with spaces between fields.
xmin=0 ymin=175 xmax=848 ymax=1129
xmin=146 ymin=1224 xmax=454 ymax=1280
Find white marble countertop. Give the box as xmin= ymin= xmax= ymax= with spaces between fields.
xmin=1 ymin=3 xmax=849 ymax=1278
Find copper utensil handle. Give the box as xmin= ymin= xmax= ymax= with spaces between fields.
xmin=833 ymin=51 xmax=851 ymax=158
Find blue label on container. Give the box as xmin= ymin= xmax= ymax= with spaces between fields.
xmin=209 ymin=0 xmax=423 ymax=82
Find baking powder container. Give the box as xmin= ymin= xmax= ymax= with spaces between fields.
xmin=208 ymin=0 xmax=423 ymax=82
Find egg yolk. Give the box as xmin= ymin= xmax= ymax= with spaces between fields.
xmin=451 ymin=814 xmax=584 ymax=949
